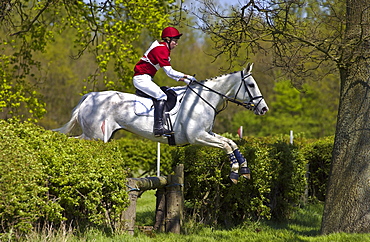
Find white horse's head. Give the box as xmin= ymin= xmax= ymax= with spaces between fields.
xmin=234 ymin=63 xmax=269 ymax=115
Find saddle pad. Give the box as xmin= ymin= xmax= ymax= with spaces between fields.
xmin=134 ymin=97 xmax=155 ymax=116
xmin=134 ymin=96 xmax=180 ymax=116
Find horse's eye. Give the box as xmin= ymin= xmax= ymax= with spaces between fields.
xmin=248 ymin=83 xmax=255 ymax=88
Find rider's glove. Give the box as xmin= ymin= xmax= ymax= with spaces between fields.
xmin=187 ymin=75 xmax=197 ymax=82
xmin=183 ymin=78 xmax=192 ymax=85
xmin=188 ymin=76 xmax=197 ymax=81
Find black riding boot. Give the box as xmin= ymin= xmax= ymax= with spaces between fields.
xmin=153 ymin=100 xmax=173 ymax=137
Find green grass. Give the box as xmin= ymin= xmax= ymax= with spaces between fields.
xmin=21 ymin=190 xmax=370 ymax=241
xmin=136 ymin=190 xmax=158 ymax=227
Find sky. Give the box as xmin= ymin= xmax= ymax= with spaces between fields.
xmin=183 ymin=0 xmax=247 ymax=11
xmin=218 ymin=0 xmax=246 ymax=7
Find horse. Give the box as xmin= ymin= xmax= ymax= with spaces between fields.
xmin=53 ymin=63 xmax=269 ymax=183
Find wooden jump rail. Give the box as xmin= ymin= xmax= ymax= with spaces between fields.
xmin=122 ymin=164 xmax=184 ymax=235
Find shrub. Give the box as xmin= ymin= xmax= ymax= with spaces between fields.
xmin=303 ymin=136 xmax=334 ymax=201
xmin=172 ymin=136 xmax=308 ymax=227
xmin=0 ymin=120 xmax=129 ymax=237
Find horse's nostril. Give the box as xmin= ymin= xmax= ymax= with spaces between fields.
xmin=261 ymin=107 xmax=268 ymax=114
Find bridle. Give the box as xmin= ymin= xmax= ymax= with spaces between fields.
xmin=186 ymin=71 xmax=264 ymax=115
xmin=234 ymin=71 xmax=264 ymax=111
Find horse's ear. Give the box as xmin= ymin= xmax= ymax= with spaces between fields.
xmin=244 ymin=63 xmax=254 ymax=74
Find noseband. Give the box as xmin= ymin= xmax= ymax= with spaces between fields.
xmin=188 ymin=71 xmax=264 ymax=114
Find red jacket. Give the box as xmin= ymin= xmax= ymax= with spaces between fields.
xmin=134 ymin=41 xmax=171 ymax=77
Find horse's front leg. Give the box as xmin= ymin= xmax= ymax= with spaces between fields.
xmin=193 ymin=132 xmax=250 ymax=184
xmin=212 ymin=133 xmax=251 ymax=181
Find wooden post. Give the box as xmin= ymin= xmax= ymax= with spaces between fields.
xmin=122 ymin=179 xmax=139 ymax=235
xmin=121 ymin=164 xmax=184 ymax=235
xmin=154 ymin=187 xmax=166 ymax=232
xmin=165 ymin=164 xmax=184 ymax=234
xmin=122 ymin=176 xmax=167 ymax=234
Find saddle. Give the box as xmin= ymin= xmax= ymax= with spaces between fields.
xmin=135 ymin=86 xmax=177 ymax=113
xmin=135 ymin=86 xmax=177 ymax=146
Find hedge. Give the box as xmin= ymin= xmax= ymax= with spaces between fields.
xmin=0 ymin=120 xmax=131 ymax=237
xmin=171 ymin=135 xmax=333 ymax=227
xmin=303 ymin=136 xmax=333 ymax=201
xmin=0 ymin=120 xmax=334 ymax=236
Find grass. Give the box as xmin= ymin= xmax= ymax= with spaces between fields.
xmin=19 ymin=190 xmax=370 ymax=241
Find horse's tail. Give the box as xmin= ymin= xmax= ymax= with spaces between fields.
xmin=53 ymin=94 xmax=89 ymax=134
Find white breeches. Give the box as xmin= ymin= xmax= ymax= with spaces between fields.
xmin=133 ymin=74 xmax=167 ymax=101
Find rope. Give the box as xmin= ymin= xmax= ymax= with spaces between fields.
xmin=126 ymin=184 xmax=140 ymax=192
xmin=166 ymin=183 xmax=184 ymax=187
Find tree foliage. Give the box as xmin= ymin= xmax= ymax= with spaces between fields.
xmin=230 ymin=75 xmax=339 ymax=138
xmin=0 ymin=0 xmax=174 ymax=121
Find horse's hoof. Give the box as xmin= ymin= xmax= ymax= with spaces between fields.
xmin=229 ymin=172 xmax=239 ymax=184
xmin=240 ymin=167 xmax=251 ymax=179
xmin=242 ymin=173 xmax=251 ymax=180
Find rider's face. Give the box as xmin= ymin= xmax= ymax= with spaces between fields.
xmin=169 ymin=39 xmax=179 ymax=50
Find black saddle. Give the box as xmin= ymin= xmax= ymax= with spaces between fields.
xmin=135 ymin=86 xmax=177 ymax=112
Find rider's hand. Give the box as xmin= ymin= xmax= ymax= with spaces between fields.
xmin=187 ymin=75 xmax=197 ymax=82
xmin=183 ymin=78 xmax=192 ymax=85
xmin=180 ymin=75 xmax=196 ymax=85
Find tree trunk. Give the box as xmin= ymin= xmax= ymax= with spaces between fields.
xmin=321 ymin=0 xmax=370 ymax=234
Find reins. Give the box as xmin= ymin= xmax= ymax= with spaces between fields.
xmin=185 ymin=71 xmax=264 ymax=114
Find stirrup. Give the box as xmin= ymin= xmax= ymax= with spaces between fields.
xmin=154 ymin=128 xmax=174 ymax=137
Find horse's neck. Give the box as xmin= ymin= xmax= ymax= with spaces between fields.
xmin=202 ymin=73 xmax=238 ymax=97
xmin=192 ymin=74 xmax=237 ymax=108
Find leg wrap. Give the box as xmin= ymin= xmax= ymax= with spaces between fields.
xmin=234 ymin=149 xmax=251 ymax=179
xmin=240 ymin=167 xmax=250 ymax=174
xmin=233 ymin=149 xmax=246 ymax=165
xmin=229 ymin=153 xmax=239 ymax=172
xmin=229 ymin=153 xmax=239 ymax=183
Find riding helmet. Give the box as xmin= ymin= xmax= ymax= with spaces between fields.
xmin=161 ymin=27 xmax=182 ymax=39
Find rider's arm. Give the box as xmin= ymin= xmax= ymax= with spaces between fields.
xmin=162 ymin=65 xmax=186 ymax=81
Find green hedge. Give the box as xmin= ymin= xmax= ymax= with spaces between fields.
xmin=0 ymin=120 xmax=333 ymax=236
xmin=0 ymin=120 xmax=130 ymax=236
xmin=303 ymin=136 xmax=333 ymax=201
xmin=172 ymin=135 xmax=333 ymax=227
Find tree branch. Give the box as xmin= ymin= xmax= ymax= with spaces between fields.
xmin=10 ymin=0 xmax=52 ymax=36
xmin=272 ymin=29 xmax=340 ymax=64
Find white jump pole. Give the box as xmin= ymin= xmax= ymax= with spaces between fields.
xmin=157 ymin=142 xmax=161 ymax=177
xmin=290 ymin=130 xmax=293 ymax=144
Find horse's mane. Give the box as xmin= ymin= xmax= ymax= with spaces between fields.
xmin=200 ymin=71 xmax=239 ymax=83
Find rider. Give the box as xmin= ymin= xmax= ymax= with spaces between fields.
xmin=133 ymin=26 xmax=196 ymax=137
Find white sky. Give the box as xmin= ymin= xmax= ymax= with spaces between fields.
xmin=184 ymin=0 xmax=247 ymax=9
xmin=219 ymin=0 xmax=246 ymax=7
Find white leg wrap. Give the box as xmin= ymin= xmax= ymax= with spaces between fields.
xmin=231 ymin=162 xmax=239 ymax=173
